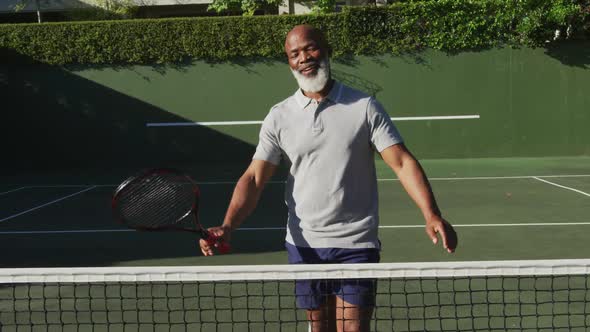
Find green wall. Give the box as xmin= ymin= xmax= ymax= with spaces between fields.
xmin=2 ymin=43 xmax=589 ymax=172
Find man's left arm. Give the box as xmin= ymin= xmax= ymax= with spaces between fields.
xmin=380 ymin=143 xmax=457 ymax=253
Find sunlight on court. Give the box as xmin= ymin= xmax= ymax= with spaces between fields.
xmin=0 ymin=157 xmax=589 ymax=267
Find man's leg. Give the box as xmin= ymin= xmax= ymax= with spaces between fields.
xmin=306 ymin=294 xmax=373 ymax=332
xmin=334 ymin=296 xmax=373 ymax=332
xmin=286 ymin=243 xmax=337 ymax=331
xmin=332 ymin=247 xmax=379 ymax=332
xmin=306 ymin=295 xmax=336 ymax=332
xmin=286 ymin=244 xmax=378 ymax=332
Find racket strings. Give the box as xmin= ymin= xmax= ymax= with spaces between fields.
xmin=121 ymin=187 xmax=174 ymax=227
xmin=120 ymin=181 xmax=190 ymax=227
xmin=116 ymin=173 xmax=195 ymax=228
xmin=124 ymin=177 xmax=191 ymax=224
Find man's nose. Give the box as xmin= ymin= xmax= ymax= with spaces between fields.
xmin=298 ymin=51 xmax=311 ymax=64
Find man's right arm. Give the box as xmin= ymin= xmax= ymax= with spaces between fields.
xmin=199 ymin=159 xmax=277 ymax=256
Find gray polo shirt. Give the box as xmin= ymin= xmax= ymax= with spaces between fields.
xmin=253 ymin=81 xmax=403 ymax=249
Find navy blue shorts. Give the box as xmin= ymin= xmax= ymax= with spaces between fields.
xmin=285 ymin=242 xmax=380 ymax=310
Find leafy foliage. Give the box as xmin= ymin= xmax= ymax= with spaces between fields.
xmin=312 ymin=0 xmax=337 ymax=14
xmin=207 ymin=0 xmax=283 ymax=16
xmin=65 ymin=0 xmax=138 ymax=21
xmin=13 ymin=0 xmax=137 ymax=19
xmin=0 ymin=0 xmax=587 ymax=65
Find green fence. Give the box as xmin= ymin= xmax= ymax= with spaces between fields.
xmin=2 ymin=43 xmax=589 ymax=173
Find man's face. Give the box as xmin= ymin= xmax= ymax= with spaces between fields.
xmin=285 ymin=28 xmax=331 ymax=93
xmin=285 ymin=30 xmax=327 ymax=78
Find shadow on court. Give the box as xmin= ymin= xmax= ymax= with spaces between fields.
xmin=0 ymin=48 xmax=289 ymax=267
xmin=0 ymin=230 xmax=289 ymax=268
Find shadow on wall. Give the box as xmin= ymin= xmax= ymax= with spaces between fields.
xmin=0 ymin=48 xmax=290 ymax=266
xmin=544 ymin=40 xmax=590 ymax=69
xmin=0 ymin=48 xmax=257 ymax=176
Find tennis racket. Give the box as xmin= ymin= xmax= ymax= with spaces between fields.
xmin=112 ymin=168 xmax=230 ymax=254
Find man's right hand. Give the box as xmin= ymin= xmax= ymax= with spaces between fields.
xmin=199 ymin=225 xmax=231 ymax=256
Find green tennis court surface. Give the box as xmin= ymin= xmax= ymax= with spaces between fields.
xmin=1 ymin=156 xmax=589 ymax=268
xmin=1 ymin=156 xmax=589 ymax=331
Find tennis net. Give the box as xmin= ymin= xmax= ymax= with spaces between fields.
xmin=1 ymin=259 xmax=590 ymax=331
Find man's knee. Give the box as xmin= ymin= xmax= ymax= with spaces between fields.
xmin=334 ymin=297 xmax=373 ymax=332
xmin=307 ymin=299 xmax=337 ymax=332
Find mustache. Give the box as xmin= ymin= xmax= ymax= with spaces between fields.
xmin=290 ymin=57 xmax=331 ymax=93
xmin=298 ymin=62 xmax=319 ymax=72
xmin=297 ymin=60 xmax=327 ymax=74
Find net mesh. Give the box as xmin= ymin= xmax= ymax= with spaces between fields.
xmin=1 ymin=260 xmax=590 ymax=332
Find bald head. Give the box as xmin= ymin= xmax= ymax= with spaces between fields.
xmin=284 ymin=25 xmax=329 ymax=54
xmin=284 ymin=25 xmax=330 ymax=73
xmin=285 ymin=25 xmax=332 ymax=94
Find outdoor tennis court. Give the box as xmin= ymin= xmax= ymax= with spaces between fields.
xmin=1 ymin=156 xmax=589 ymax=268
xmin=2 ymin=0 xmax=589 ymax=328
xmin=1 ymin=156 xmax=590 ymax=331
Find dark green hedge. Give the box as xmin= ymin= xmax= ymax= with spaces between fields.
xmin=0 ymin=0 xmax=587 ymax=65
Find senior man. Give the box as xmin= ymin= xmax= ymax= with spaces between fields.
xmin=200 ymin=24 xmax=457 ymax=332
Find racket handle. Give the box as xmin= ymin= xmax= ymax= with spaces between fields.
xmin=216 ymin=240 xmax=231 ymax=254
xmin=204 ymin=233 xmax=231 ymax=254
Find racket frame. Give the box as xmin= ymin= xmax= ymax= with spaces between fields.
xmin=112 ymin=168 xmax=217 ymax=244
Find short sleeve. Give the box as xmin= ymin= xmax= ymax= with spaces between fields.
xmin=253 ymin=109 xmax=282 ymax=165
xmin=367 ymin=98 xmax=404 ymax=152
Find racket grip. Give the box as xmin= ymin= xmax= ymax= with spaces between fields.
xmin=205 ymin=234 xmax=231 ymax=254
xmin=216 ymin=241 xmax=231 ymax=254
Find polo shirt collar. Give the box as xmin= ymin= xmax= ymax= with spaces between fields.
xmin=294 ymin=80 xmax=343 ymax=109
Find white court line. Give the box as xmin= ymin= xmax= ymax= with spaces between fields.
xmin=0 ymin=229 xmax=134 ymax=234
xmin=9 ymin=184 xmax=123 ymax=188
xmin=17 ymin=174 xmax=590 ymax=188
xmin=23 ymin=181 xmax=290 ymax=187
xmin=199 ymin=180 xmax=288 ymax=185
xmin=378 ymin=174 xmax=590 ymax=181
xmin=3 ymin=222 xmax=590 ymax=235
xmin=149 ymin=120 xmax=263 ymax=127
xmin=191 ymin=174 xmax=590 ymax=184
xmin=21 ymin=184 xmax=104 ymax=188
xmin=380 ymin=222 xmax=590 ymax=228
xmin=392 ymin=115 xmax=480 ymax=121
xmin=0 ymin=186 xmax=97 ymax=224
xmin=146 ymin=115 xmax=480 ymax=127
xmin=533 ymin=177 xmax=590 ymax=197
xmin=0 ymin=187 xmax=28 ymax=196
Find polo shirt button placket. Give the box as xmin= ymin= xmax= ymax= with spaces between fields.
xmin=312 ymin=102 xmax=323 ymax=134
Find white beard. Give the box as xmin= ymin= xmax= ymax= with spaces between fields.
xmin=290 ymin=58 xmax=331 ymax=93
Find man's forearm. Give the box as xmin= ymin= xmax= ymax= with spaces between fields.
xmin=381 ymin=144 xmax=456 ymax=252
xmin=222 ymin=173 xmax=265 ymax=230
xmin=396 ymin=156 xmax=441 ymax=220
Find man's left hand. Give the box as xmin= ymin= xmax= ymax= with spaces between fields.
xmin=425 ymin=216 xmax=458 ymax=253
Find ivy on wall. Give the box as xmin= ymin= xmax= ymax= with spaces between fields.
xmin=0 ymin=0 xmax=586 ymax=65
